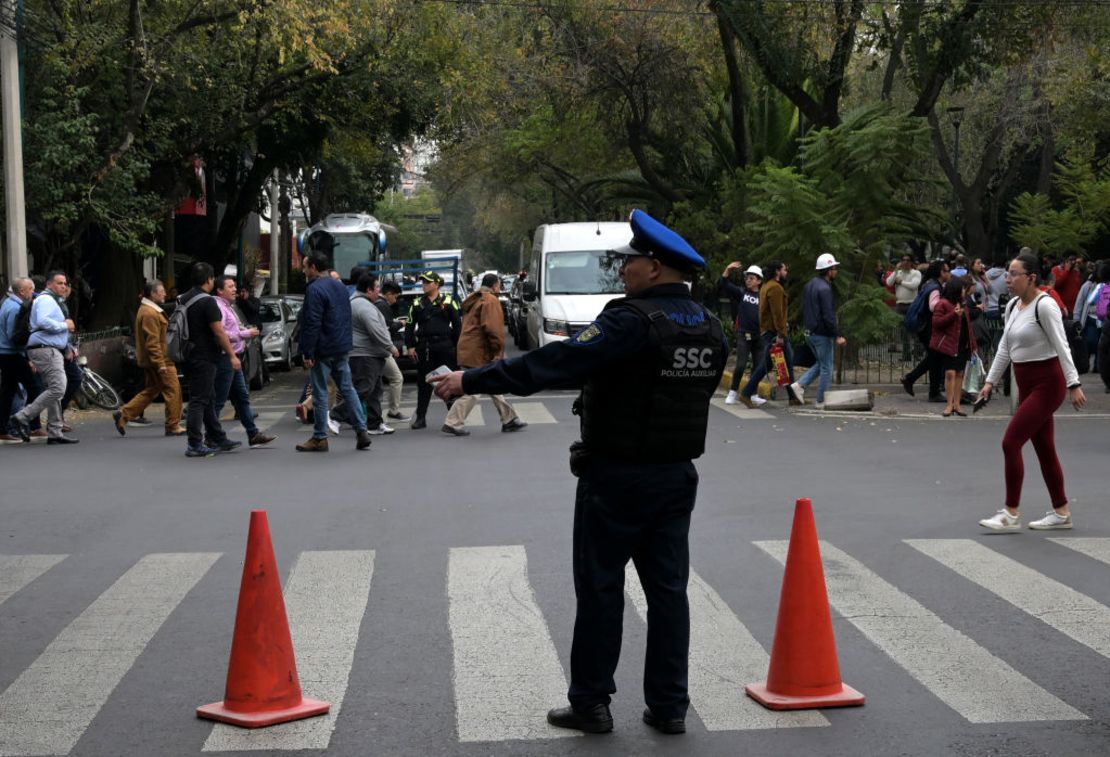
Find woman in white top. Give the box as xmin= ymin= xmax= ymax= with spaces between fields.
xmin=976 ymin=253 xmax=1086 ymax=531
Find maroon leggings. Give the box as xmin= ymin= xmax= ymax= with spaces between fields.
xmin=1003 ymin=358 xmax=1067 ymax=510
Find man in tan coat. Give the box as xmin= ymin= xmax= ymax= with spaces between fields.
xmin=113 ymin=280 xmax=184 ymax=435
xmin=442 ymin=273 xmax=527 ymax=436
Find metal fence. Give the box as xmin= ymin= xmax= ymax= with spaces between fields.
xmin=834 ymin=318 xmax=1005 ymax=386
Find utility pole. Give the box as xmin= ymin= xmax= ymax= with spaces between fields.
xmin=2 ymin=0 xmax=28 ymax=280
xmin=268 ymin=170 xmax=279 ymax=295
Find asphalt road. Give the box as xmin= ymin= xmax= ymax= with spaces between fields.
xmin=2 ymin=356 xmax=1109 ymax=757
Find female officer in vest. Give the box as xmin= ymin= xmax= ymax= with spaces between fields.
xmin=432 ymin=210 xmax=727 ymax=736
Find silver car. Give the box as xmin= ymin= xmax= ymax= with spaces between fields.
xmin=260 ymin=296 xmax=301 ymax=370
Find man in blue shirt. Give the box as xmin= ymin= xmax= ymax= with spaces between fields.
xmin=0 ymin=278 xmax=40 ymax=442
xmin=791 ymin=254 xmax=848 ymax=409
xmin=10 ymin=271 xmax=78 ymax=443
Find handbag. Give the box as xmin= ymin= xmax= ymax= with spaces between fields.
xmin=769 ymin=344 xmax=791 ymax=386
xmin=962 ymin=351 xmax=985 ymax=396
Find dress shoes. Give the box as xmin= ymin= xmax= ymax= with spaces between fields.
xmin=112 ymin=411 xmax=126 ymax=436
xmin=356 ymin=430 xmax=373 ymax=450
xmin=546 ymin=704 xmax=613 ymax=734
xmin=441 ymin=424 xmax=470 ymax=437
xmin=501 ymin=418 xmax=528 ymax=433
xmin=47 ymin=436 xmax=79 ymax=445
xmin=642 ymin=707 xmax=685 ymax=735
xmin=165 ymin=426 xmax=186 ymax=436
xmin=410 ymin=416 xmax=427 ymax=430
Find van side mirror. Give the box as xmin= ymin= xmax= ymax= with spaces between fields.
xmin=522 ymin=281 xmax=537 ymax=302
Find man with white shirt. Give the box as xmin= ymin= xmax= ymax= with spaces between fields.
xmin=9 ymin=271 xmax=78 ymax=444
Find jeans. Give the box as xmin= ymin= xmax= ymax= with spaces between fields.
xmin=798 ymin=334 xmax=835 ymax=403
xmin=185 ymin=357 xmax=227 ymax=448
xmin=0 ymin=353 xmax=40 ymax=430
xmin=214 ymin=354 xmax=258 ymax=437
xmin=741 ymin=332 xmax=794 ymax=397
xmin=310 ymin=354 xmax=366 ymax=438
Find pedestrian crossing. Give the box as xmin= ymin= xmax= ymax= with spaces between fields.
xmin=1 ymin=538 xmax=1108 ymax=753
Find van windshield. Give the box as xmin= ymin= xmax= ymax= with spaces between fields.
xmin=544 ymin=251 xmax=624 ymax=295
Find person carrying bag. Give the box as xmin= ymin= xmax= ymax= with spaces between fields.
xmin=975 ymin=252 xmax=1086 ymax=533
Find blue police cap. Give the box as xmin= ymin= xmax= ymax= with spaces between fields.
xmin=610 ymin=209 xmax=706 ymax=271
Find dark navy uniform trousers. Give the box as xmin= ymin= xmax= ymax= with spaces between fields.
xmin=568 ymin=458 xmax=698 ymax=720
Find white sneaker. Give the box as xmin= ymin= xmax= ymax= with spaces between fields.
xmin=813 ymin=402 xmax=825 ymax=410
xmin=725 ymin=390 xmax=737 ymax=405
xmin=1028 ymin=510 xmax=1073 ymax=530
xmin=368 ymin=423 xmax=395 ymax=436
xmin=751 ymin=396 xmax=767 ymax=406
xmin=979 ymin=509 xmax=1021 ymax=531
xmin=789 ymin=382 xmax=805 ymax=404
xmin=326 ymin=414 xmax=341 ymax=436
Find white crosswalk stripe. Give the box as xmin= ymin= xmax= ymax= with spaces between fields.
xmin=756 ymin=540 xmax=1084 ymax=723
xmin=5 ymin=539 xmax=1110 ymax=749
xmin=513 ymin=402 xmax=559 ymax=425
xmin=1048 ymin=536 xmax=1110 ymax=565
xmin=0 ymin=553 xmax=221 ymax=756
xmin=710 ymin=397 xmax=774 ymax=419
xmin=447 ymin=546 xmax=575 ymax=742
xmin=0 ymin=555 xmax=66 ymax=606
xmin=226 ymin=411 xmax=284 ymax=435
xmin=906 ymin=538 xmax=1110 ymax=662
xmin=203 ymin=550 xmax=376 ymax=752
xmin=626 ymin=570 xmax=828 ymax=730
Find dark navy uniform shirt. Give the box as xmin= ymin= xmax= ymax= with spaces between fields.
xmin=463 ymin=283 xmax=729 ymax=396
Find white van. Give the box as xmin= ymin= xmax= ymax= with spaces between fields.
xmin=522 ymin=221 xmax=631 ymax=349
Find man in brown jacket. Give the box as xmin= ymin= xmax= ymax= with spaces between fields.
xmin=442 ymin=273 xmax=527 ymax=436
xmin=113 ymin=280 xmax=184 ymax=435
xmin=738 ymin=261 xmax=800 ymax=407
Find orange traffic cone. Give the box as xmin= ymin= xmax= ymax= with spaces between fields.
xmin=745 ymin=498 xmax=864 ymax=710
xmin=197 ymin=510 xmax=330 ymax=727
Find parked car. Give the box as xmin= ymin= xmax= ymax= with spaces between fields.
xmin=259 ymin=296 xmax=301 ymax=370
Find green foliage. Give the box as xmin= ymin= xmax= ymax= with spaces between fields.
xmin=1009 ymin=162 xmax=1110 ymax=255
xmin=838 ymin=281 xmax=903 ymax=346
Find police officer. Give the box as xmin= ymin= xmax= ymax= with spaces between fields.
xmin=432 ymin=210 xmax=726 ymax=736
xmin=405 ymin=270 xmax=461 ymax=429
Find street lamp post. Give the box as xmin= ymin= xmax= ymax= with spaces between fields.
xmin=946 ymin=106 xmax=965 ymax=240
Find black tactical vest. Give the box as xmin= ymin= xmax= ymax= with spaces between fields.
xmin=579 ymin=297 xmax=725 ymax=463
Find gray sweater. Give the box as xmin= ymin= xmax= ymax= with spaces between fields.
xmin=350 ymin=294 xmax=393 ymax=358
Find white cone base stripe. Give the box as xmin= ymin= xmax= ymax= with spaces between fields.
xmin=0 ymin=553 xmax=221 ymax=756
xmin=202 ymin=550 xmax=375 ymax=752
xmin=906 ymin=539 xmax=1110 ymax=662
xmin=1049 ymin=537 xmax=1110 ymax=565
xmin=625 ymin=570 xmax=828 ymax=730
xmin=447 ymin=546 xmax=575 ymax=742
xmin=756 ymin=540 xmax=1084 ymax=723
xmin=0 ymin=555 xmax=66 ymax=606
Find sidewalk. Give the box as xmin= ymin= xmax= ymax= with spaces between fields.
xmin=720 ymin=366 xmax=1110 ymax=419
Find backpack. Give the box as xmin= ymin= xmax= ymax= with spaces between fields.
xmin=903 ymin=280 xmax=939 ymax=333
xmin=165 ymin=293 xmax=208 ymax=363
xmin=10 ymin=299 xmax=34 ymax=347
xmin=1095 ymin=283 xmax=1110 ymax=322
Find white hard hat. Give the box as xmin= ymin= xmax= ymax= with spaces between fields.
xmin=815 ymin=253 xmax=840 ymax=271
xmin=744 ymin=265 xmax=763 ymax=278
